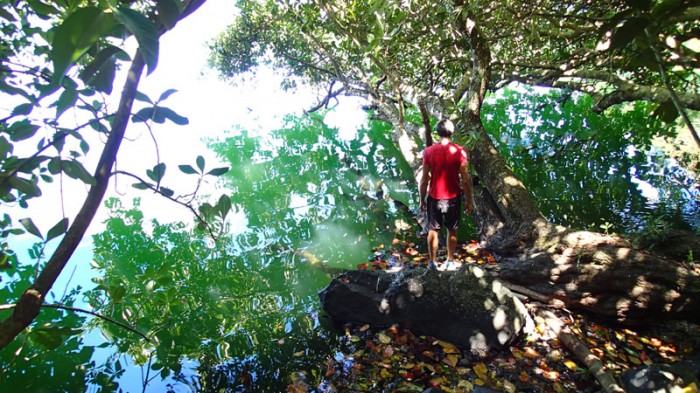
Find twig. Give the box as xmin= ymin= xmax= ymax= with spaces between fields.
xmin=110 ymin=170 xmax=218 ymax=240
xmin=0 ymin=303 xmax=150 ymax=342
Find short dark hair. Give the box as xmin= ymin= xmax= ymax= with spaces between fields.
xmin=436 ymin=119 xmax=454 ymax=137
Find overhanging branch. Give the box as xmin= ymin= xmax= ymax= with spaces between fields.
xmin=0 ymin=303 xmax=151 ymax=342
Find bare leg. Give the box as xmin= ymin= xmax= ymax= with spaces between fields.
xmin=427 ymin=229 xmax=439 ymax=263
xmin=447 ymin=229 xmax=457 ymax=261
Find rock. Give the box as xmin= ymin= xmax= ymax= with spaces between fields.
xmin=620 ymin=355 xmax=700 ymax=393
xmin=318 ymin=265 xmax=531 ymax=351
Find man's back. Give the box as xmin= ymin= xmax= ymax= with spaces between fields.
xmin=424 ymin=142 xmax=466 ymax=200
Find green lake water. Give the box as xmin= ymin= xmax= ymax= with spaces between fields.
xmin=1 ymin=110 xmax=697 ymax=392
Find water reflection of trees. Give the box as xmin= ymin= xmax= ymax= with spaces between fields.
xmin=4 ymin=96 xmax=697 ymax=391
xmin=82 ymin=114 xmax=417 ymax=391
xmin=483 ymin=88 xmax=698 ymax=236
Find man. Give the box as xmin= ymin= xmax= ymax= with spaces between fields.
xmin=419 ymin=119 xmax=474 ymax=270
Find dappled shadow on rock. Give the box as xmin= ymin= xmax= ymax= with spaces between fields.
xmin=318 ymin=265 xmax=531 ymax=352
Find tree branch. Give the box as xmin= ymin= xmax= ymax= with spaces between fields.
xmin=0 ymin=0 xmax=210 ymax=350
xmin=645 ymin=27 xmax=700 ymax=148
xmin=533 ymin=307 xmax=626 ymax=393
xmin=0 ymin=52 xmax=146 ymax=350
xmin=0 ymin=303 xmax=150 ymax=342
xmin=111 ymin=170 xmax=218 ymax=239
xmin=305 ymin=81 xmax=345 ymax=113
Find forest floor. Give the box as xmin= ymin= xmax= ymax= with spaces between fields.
xmin=289 ymin=239 xmax=700 ymax=393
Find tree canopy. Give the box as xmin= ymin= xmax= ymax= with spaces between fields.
xmin=213 ymin=0 xmax=700 ymax=129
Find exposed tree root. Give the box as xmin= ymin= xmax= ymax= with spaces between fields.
xmin=492 ymin=230 xmax=700 ymax=326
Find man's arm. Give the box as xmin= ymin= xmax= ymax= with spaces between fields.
xmin=460 ymin=162 xmax=473 ymax=214
xmin=419 ymin=163 xmax=431 ymax=211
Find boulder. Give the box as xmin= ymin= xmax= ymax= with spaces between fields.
xmin=318 ymin=265 xmax=531 ymax=351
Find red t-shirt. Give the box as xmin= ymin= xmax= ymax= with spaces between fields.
xmin=423 ymin=142 xmax=467 ymax=200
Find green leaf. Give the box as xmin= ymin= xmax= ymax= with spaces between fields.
xmin=159 ymin=187 xmax=174 ymax=197
xmin=609 ymin=17 xmax=649 ymax=51
xmin=652 ymin=101 xmax=679 ymax=123
xmin=109 ymin=285 xmax=126 ymax=302
xmin=61 ymin=160 xmax=96 ymax=185
xmin=19 ymin=217 xmax=43 ymax=239
xmin=132 ymin=182 xmax=149 ymax=190
xmin=156 ymin=0 xmax=181 ymax=30
xmin=51 ymin=7 xmax=116 ymax=85
xmin=79 ymin=45 xmax=124 ymax=94
xmin=8 ymin=120 xmax=40 ymax=142
xmin=134 ymin=91 xmax=153 ymax=104
xmin=54 ymin=87 xmax=78 ymax=119
xmin=147 ymin=163 xmax=166 ymax=182
xmin=91 ymin=57 xmax=117 ymax=94
xmin=206 ymin=167 xmax=229 ymax=176
xmin=198 ymin=202 xmax=213 ymax=218
xmin=196 ymin=156 xmax=205 ymax=172
xmin=29 ymin=327 xmax=64 ymax=349
xmin=47 ymin=157 xmax=61 ymax=174
xmin=0 ymin=7 xmax=16 ymax=22
xmin=11 ymin=103 xmax=34 ymax=117
xmin=157 ymin=88 xmax=178 ymax=102
xmin=46 ymin=217 xmax=69 ymax=242
xmin=15 ymin=156 xmax=50 ymax=174
xmin=159 ymin=107 xmax=188 ymax=125
xmin=215 ymin=194 xmax=232 ymax=218
xmin=79 ymin=140 xmax=90 ymax=155
xmin=8 ymin=176 xmax=42 ymax=198
xmin=27 ymin=0 xmax=61 ymax=19
xmin=133 ymin=106 xmax=188 ymax=125
xmin=115 ymin=7 xmax=159 ymax=74
xmin=0 ymin=136 xmax=12 ymax=159
xmin=132 ymin=107 xmax=154 ymax=122
xmin=88 ymin=118 xmax=110 ymax=133
xmin=178 ymin=164 xmax=198 ymax=175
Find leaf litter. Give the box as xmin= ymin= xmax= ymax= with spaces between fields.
xmin=289 ymin=238 xmax=700 ymax=392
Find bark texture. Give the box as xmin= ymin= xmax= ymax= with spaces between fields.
xmin=491 ymin=229 xmax=700 ymax=326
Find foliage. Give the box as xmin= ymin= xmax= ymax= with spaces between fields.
xmin=483 ymin=87 xmax=699 ymax=234
xmin=0 ymin=0 xmax=208 ymax=269
xmin=0 ymin=272 xmax=96 ymax=390
xmin=0 ymin=0 xmax=221 ymax=358
xmin=209 ymin=0 xmax=700 ymax=256
xmin=80 ymin=113 xmax=419 ymax=391
xmin=211 ymin=0 xmax=700 ymax=136
xmin=6 ymin=104 xmax=696 ymax=390
xmin=210 ymin=112 xmax=417 ymax=264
